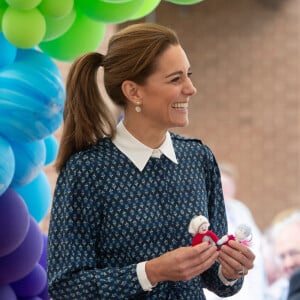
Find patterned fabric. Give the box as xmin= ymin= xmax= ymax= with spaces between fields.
xmin=47 ymin=133 xmax=243 ymax=299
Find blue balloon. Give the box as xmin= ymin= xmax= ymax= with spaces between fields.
xmin=10 ymin=140 xmax=46 ymax=188
xmin=0 ymin=48 xmax=65 ymax=142
xmin=0 ymin=188 xmax=30 ymax=257
xmin=15 ymin=171 xmax=52 ymax=223
xmin=44 ymin=134 xmax=58 ymax=165
xmin=0 ymin=135 xmax=15 ymax=195
xmin=0 ymin=32 xmax=17 ymax=68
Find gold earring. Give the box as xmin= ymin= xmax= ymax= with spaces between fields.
xmin=135 ymin=101 xmax=142 ymax=113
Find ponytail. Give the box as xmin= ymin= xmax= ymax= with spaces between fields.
xmin=55 ymin=52 xmax=115 ymax=172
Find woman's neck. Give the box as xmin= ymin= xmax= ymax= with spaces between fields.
xmin=122 ymin=119 xmax=166 ymax=149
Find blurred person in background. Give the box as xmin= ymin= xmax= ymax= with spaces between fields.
xmin=204 ymin=162 xmax=266 ymax=300
xmin=287 ymin=267 xmax=300 ymax=300
xmin=261 ymin=208 xmax=299 ymax=288
xmin=265 ymin=211 xmax=300 ymax=300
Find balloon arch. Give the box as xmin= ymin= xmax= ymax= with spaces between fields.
xmin=0 ymin=0 xmax=204 ymax=298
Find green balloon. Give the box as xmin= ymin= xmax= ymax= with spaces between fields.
xmin=5 ymin=0 xmax=41 ymax=10
xmin=76 ymin=0 xmax=146 ymax=23
xmin=39 ymin=9 xmax=106 ymax=61
xmin=43 ymin=8 xmax=76 ymax=41
xmin=38 ymin=0 xmax=74 ymax=18
xmin=130 ymin=0 xmax=161 ymax=20
xmin=166 ymin=0 xmax=204 ymax=4
xmin=0 ymin=3 xmax=8 ymax=31
xmin=101 ymin=0 xmax=132 ymax=2
xmin=0 ymin=0 xmax=7 ymax=8
xmin=2 ymin=7 xmax=46 ymax=48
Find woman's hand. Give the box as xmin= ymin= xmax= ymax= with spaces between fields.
xmin=218 ymin=240 xmax=255 ymax=280
xmin=146 ymin=242 xmax=219 ymax=285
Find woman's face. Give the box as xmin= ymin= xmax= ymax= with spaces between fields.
xmin=138 ymin=45 xmax=197 ymax=131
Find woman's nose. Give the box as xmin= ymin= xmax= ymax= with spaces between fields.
xmin=184 ymin=79 xmax=197 ymax=96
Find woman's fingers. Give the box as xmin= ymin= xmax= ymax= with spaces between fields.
xmin=218 ymin=240 xmax=255 ymax=279
xmin=147 ymin=243 xmax=219 ymax=283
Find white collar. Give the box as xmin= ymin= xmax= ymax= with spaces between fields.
xmin=112 ymin=121 xmax=178 ymax=171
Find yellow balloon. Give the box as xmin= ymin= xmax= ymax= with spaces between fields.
xmin=2 ymin=7 xmax=46 ymax=48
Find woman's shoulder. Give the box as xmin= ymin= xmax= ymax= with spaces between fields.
xmin=65 ymin=138 xmax=114 ymax=168
xmin=170 ymin=132 xmax=214 ymax=157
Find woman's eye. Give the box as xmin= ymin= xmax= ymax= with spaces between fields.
xmin=187 ymin=72 xmax=192 ymax=78
xmin=171 ymin=77 xmax=180 ymax=83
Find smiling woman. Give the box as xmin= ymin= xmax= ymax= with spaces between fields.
xmin=47 ymin=22 xmax=255 ymax=299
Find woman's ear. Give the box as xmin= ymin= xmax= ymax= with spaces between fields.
xmin=121 ymin=80 xmax=142 ymax=104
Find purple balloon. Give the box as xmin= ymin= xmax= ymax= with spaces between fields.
xmin=0 ymin=217 xmax=43 ymax=284
xmin=0 ymin=284 xmax=17 ymax=300
xmin=0 ymin=188 xmax=30 ymax=257
xmin=38 ymin=234 xmax=48 ymax=270
xmin=37 ymin=234 xmax=50 ymax=300
xmin=18 ymin=297 xmax=42 ymax=300
xmin=11 ymin=263 xmax=47 ymax=298
xmin=38 ymin=283 xmax=50 ymax=300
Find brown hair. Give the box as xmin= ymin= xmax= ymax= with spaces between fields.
xmin=55 ymin=23 xmax=179 ymax=171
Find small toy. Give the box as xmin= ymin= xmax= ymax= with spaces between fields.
xmin=188 ymin=215 xmax=253 ymax=249
xmin=216 ymin=223 xmax=252 ymax=247
xmin=188 ymin=215 xmax=219 ymax=246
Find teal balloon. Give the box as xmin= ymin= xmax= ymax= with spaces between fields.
xmin=39 ymin=8 xmax=106 ymax=61
xmin=0 ymin=32 xmax=17 ymax=68
xmin=2 ymin=7 xmax=46 ymax=48
xmin=75 ymin=0 xmax=146 ymax=23
xmin=0 ymin=48 xmax=65 ymax=142
xmin=130 ymin=0 xmax=161 ymax=20
xmin=44 ymin=134 xmax=58 ymax=165
xmin=43 ymin=7 xmax=76 ymax=41
xmin=10 ymin=140 xmax=46 ymax=188
xmin=15 ymin=171 xmax=51 ymax=222
xmin=166 ymin=0 xmax=204 ymax=4
xmin=38 ymin=0 xmax=73 ymax=18
xmin=0 ymin=136 xmax=15 ymax=196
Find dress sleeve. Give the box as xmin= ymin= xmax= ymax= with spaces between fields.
xmin=47 ymin=158 xmax=146 ymax=299
xmin=199 ymin=145 xmax=244 ymax=296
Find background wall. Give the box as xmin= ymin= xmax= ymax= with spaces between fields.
xmin=45 ymin=0 xmax=300 ymax=233
xmin=151 ymin=0 xmax=300 ymax=230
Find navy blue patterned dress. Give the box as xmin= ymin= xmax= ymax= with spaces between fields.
xmin=47 ymin=133 xmax=243 ymax=299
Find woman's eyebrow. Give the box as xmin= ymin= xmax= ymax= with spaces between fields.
xmin=165 ymin=68 xmax=191 ymax=78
